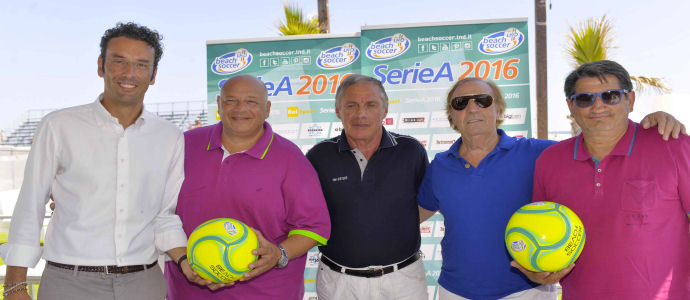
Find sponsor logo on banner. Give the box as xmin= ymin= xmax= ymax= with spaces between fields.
xmin=366 ymin=33 xmax=411 ymax=60
xmin=431 ymin=133 xmax=460 ymax=151
xmin=306 ymin=251 xmax=320 ymax=268
xmin=478 ymin=28 xmax=525 ymax=55
xmin=316 ymin=42 xmax=360 ymax=69
xmin=272 ymin=123 xmax=300 ymax=139
xmin=429 ymin=111 xmax=449 ymax=128
xmin=502 ymin=108 xmax=527 ymax=125
xmin=420 ymin=221 xmax=433 ymax=237
xmin=505 ymin=130 xmax=528 ymax=138
xmin=398 ymin=112 xmax=430 ymax=129
xmin=382 ymin=113 xmax=398 ymax=129
xmin=300 ymin=122 xmax=330 ymax=139
xmin=287 ymin=106 xmax=315 ymax=118
xmin=319 ymin=107 xmax=336 ymax=114
xmin=287 ymin=106 xmax=299 ymax=117
xmin=411 ymin=134 xmax=430 ymax=150
xmin=211 ymin=48 xmax=253 ymax=74
xmin=330 ymin=122 xmax=344 ymax=138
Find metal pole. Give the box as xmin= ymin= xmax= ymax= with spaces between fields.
xmin=535 ymin=0 xmax=548 ymax=139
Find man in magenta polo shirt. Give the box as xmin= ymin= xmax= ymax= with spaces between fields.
xmin=529 ymin=60 xmax=690 ymax=299
xmin=164 ymin=74 xmax=331 ymax=299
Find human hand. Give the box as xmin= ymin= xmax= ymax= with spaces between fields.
xmin=240 ymin=228 xmax=281 ymax=281
xmin=641 ymin=111 xmax=687 ymax=140
xmin=510 ymin=260 xmax=574 ymax=285
xmin=180 ymin=259 xmax=232 ymax=291
xmin=5 ymin=289 xmax=31 ymax=300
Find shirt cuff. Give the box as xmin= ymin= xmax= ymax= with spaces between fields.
xmin=0 ymin=243 xmax=43 ymax=268
xmin=288 ymin=229 xmax=328 ymax=246
xmin=154 ymin=229 xmax=188 ymax=254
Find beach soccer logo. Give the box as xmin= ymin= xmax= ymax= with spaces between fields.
xmin=478 ymin=28 xmax=525 ymax=55
xmin=224 ymin=221 xmax=238 ymax=235
xmin=366 ymin=33 xmax=410 ymax=60
xmin=316 ymin=42 xmax=360 ymax=69
xmin=211 ymin=48 xmax=253 ymax=75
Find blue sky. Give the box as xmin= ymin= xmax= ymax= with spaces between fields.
xmin=1 ymin=0 xmax=688 ymax=133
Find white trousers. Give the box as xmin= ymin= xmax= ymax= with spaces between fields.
xmin=438 ymin=283 xmax=557 ymax=300
xmin=316 ymin=259 xmax=429 ymax=300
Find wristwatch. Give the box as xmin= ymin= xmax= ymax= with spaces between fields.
xmin=276 ymin=245 xmax=289 ymax=268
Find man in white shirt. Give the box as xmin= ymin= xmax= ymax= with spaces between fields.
xmin=0 ymin=22 xmax=214 ymax=300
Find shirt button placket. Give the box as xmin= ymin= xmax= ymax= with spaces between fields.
xmin=115 ymin=133 xmax=129 ymax=258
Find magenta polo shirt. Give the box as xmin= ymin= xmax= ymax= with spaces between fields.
xmin=164 ymin=122 xmax=330 ymax=300
xmin=533 ymin=120 xmax=690 ymax=299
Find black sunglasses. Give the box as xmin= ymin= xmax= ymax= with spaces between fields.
xmin=569 ymin=89 xmax=629 ymax=108
xmin=450 ymin=94 xmax=494 ymax=110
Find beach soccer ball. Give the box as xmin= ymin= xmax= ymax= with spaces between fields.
xmin=187 ymin=218 xmax=259 ymax=283
xmin=505 ymin=201 xmax=586 ymax=272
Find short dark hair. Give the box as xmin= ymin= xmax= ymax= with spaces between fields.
xmin=564 ymin=60 xmax=632 ymax=97
xmin=100 ymin=22 xmax=163 ymax=78
xmin=334 ymin=74 xmax=389 ymax=109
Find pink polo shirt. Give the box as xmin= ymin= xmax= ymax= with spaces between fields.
xmin=165 ymin=122 xmax=330 ymax=300
xmin=533 ymin=120 xmax=690 ymax=300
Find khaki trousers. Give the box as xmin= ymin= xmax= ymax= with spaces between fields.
xmin=37 ymin=262 xmax=166 ymax=300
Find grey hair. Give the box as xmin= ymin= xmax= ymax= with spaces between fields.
xmin=334 ymin=74 xmax=389 ymax=109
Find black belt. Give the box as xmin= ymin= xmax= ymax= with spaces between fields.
xmin=320 ymin=252 xmax=420 ymax=278
xmin=47 ymin=261 xmax=158 ymax=274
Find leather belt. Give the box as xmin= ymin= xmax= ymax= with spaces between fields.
xmin=320 ymin=252 xmax=420 ymax=278
xmin=47 ymin=261 xmax=158 ymax=274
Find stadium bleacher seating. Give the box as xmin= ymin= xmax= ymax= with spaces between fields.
xmin=1 ymin=102 xmax=208 ymax=147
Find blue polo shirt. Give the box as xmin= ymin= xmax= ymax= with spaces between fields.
xmin=417 ymin=129 xmax=555 ymax=299
xmin=306 ymin=127 xmax=428 ymax=267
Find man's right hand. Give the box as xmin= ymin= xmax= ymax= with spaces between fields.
xmin=4 ymin=266 xmax=31 ymax=300
xmin=5 ymin=290 xmax=32 ymax=300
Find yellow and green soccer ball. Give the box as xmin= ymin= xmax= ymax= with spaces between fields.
xmin=187 ymin=218 xmax=259 ymax=283
xmin=505 ymin=201 xmax=586 ymax=272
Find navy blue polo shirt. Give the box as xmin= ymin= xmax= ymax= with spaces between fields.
xmin=306 ymin=127 xmax=428 ymax=267
xmin=417 ymin=129 xmax=555 ymax=299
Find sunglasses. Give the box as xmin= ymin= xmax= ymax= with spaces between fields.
xmin=569 ymin=89 xmax=629 ymax=108
xmin=450 ymin=94 xmax=494 ymax=110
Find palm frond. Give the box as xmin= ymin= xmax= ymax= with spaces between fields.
xmin=630 ymin=76 xmax=671 ymax=94
xmin=565 ymin=14 xmax=616 ymax=68
xmin=275 ymin=3 xmax=321 ymax=36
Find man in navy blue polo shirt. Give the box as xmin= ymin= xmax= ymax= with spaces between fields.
xmin=306 ymin=74 xmax=429 ymax=300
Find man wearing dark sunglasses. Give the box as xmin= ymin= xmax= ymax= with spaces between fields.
xmin=417 ymin=73 xmax=685 ymax=300
xmin=531 ymin=60 xmax=690 ymax=299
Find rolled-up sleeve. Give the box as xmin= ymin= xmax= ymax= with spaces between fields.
xmin=0 ymin=118 xmax=57 ymax=267
xmin=283 ymin=154 xmax=330 ymax=246
xmin=152 ymin=132 xmax=188 ymax=252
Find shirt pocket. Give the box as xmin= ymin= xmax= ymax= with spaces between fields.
xmin=620 ymin=180 xmax=656 ymax=212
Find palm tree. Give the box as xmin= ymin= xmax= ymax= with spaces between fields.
xmin=276 ymin=2 xmax=322 ymax=36
xmin=565 ymin=14 xmax=670 ymax=135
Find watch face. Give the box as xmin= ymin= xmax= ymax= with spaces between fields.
xmin=277 ymin=246 xmax=289 ymax=268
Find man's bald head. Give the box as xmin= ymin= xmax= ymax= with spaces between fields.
xmin=220 ymin=74 xmax=268 ymax=102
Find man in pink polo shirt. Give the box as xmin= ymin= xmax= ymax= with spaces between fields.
xmin=528 ymin=60 xmax=690 ymax=299
xmin=164 ymin=74 xmax=331 ymax=299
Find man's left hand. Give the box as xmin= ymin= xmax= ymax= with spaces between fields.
xmin=510 ymin=260 xmax=574 ymax=285
xmin=241 ymin=228 xmax=281 ymax=281
xmin=180 ymin=260 xmax=231 ymax=290
xmin=641 ymin=111 xmax=687 ymax=140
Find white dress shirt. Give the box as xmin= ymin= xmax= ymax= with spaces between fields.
xmin=0 ymin=95 xmax=188 ymax=267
